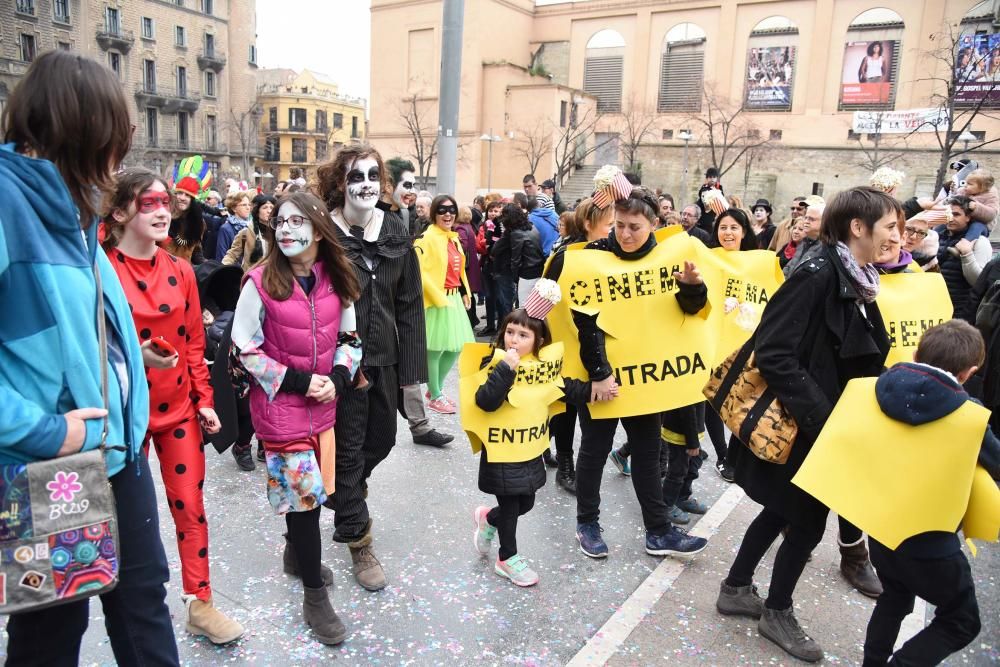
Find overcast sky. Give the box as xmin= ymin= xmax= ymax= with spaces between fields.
xmin=255 ymin=0 xmax=577 ymax=102
xmin=256 ymin=0 xmax=373 ymax=101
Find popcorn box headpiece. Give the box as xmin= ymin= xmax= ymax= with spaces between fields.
xmin=524 ymin=278 xmax=561 ymax=320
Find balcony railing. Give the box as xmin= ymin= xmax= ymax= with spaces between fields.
xmin=196 ymin=50 xmax=226 ymax=72
xmin=130 ymin=138 xmax=228 ymax=155
xmin=256 ymin=83 xmax=367 ymax=108
xmin=134 ymin=84 xmax=201 ymax=113
xmin=0 ymin=57 xmax=30 ymax=77
xmin=96 ymin=23 xmax=135 ymax=53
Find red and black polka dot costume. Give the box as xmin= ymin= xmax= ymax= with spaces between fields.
xmin=109 ymin=247 xmax=215 ymax=601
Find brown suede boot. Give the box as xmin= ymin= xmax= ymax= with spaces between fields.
xmin=282 ymin=533 xmax=334 ymax=586
xmin=303 ymin=585 xmax=347 ymax=645
xmin=183 ymin=595 xmax=245 ymax=644
xmin=348 ymin=527 xmax=387 ymax=591
xmin=839 ymin=539 xmax=883 ymax=598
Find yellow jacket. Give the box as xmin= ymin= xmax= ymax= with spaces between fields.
xmin=413 ymin=223 xmax=470 ymax=309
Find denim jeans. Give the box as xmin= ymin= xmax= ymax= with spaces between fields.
xmin=495 ymin=273 xmax=517 ymax=323
xmin=5 ymin=454 xmax=179 ymax=666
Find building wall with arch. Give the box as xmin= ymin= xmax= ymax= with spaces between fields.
xmin=369 ymin=0 xmax=1000 ymax=203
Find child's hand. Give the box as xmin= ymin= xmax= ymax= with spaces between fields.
xmin=956 ymin=238 xmax=974 ymax=256
xmin=503 ymin=348 xmax=521 ymax=370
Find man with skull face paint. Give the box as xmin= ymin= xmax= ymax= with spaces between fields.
xmin=316 ymin=145 xmax=428 ymax=591
xmin=382 ymin=158 xmax=455 ymax=448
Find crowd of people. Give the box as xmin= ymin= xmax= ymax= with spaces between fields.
xmin=1 ymin=50 xmax=998 ymax=666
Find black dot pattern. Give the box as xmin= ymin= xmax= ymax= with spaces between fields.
xmin=168 ymin=276 xmax=178 ymax=287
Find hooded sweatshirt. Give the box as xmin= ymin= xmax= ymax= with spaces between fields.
xmin=874 ymin=362 xmax=1000 ymax=556
xmin=528 ymin=206 xmax=560 ymax=256
xmin=0 ymin=144 xmax=149 ymax=475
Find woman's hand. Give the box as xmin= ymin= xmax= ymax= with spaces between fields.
xmin=197 ymin=407 xmax=221 ymax=434
xmin=306 ymin=374 xmax=331 ymax=400
xmin=955 ymin=238 xmax=974 ymax=256
xmin=503 ymin=348 xmax=521 ymax=370
xmin=590 ymin=375 xmax=618 ymax=402
xmin=673 ymin=261 xmax=703 ymax=286
xmin=463 ymin=294 xmax=471 ymax=310
xmin=59 ymin=407 xmax=107 ymax=457
xmin=140 ymin=339 xmax=179 ymax=369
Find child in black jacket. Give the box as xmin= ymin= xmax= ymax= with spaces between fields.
xmin=863 ymin=320 xmax=1000 ymax=666
xmin=472 ymin=293 xmax=597 ymax=587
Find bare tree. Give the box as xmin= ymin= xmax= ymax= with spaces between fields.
xmin=913 ymin=21 xmax=1000 ymax=192
xmin=684 ymin=86 xmax=771 ymax=178
xmin=740 ymin=143 xmax=772 ymax=199
xmin=853 ymin=112 xmax=909 ymax=173
xmin=618 ymin=96 xmax=658 ymax=178
xmin=226 ymin=103 xmax=264 ymax=180
xmin=512 ymin=121 xmax=553 ymax=177
xmin=552 ymin=104 xmax=612 ymax=187
xmin=397 ymin=95 xmax=439 ymax=189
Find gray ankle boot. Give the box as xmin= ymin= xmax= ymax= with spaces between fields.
xmin=302 ymin=585 xmax=347 ymax=645
xmin=283 ymin=534 xmax=334 ymax=586
xmin=716 ymin=581 xmax=764 ymax=619
xmin=758 ymin=607 xmax=824 ymax=663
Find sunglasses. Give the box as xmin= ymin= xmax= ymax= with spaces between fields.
xmin=137 ymin=193 xmax=171 ymax=213
xmin=271 ymin=215 xmax=307 ymax=230
xmin=791 ymin=204 xmax=808 ymax=211
xmin=436 ymin=205 xmax=458 ymax=216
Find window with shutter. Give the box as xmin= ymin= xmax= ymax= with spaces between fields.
xmin=658 ymin=46 xmax=704 ymax=113
xmin=584 ymin=56 xmax=623 ymax=113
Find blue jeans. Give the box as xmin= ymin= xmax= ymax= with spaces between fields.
xmin=5 ymin=454 xmax=179 ymax=666
xmin=495 ymin=273 xmax=517 ymax=324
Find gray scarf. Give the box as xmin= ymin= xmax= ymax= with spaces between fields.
xmin=834 ymin=242 xmax=880 ymax=304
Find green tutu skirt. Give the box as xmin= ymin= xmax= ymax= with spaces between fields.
xmin=426 ymin=292 xmax=475 ymax=352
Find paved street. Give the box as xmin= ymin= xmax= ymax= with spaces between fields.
xmin=2 ymin=364 xmax=997 ymax=666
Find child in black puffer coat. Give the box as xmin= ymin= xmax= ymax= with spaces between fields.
xmin=471 ymin=296 xmax=596 ymax=587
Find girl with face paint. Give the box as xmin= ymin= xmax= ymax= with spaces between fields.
xmin=231 ymin=191 xmax=362 ymax=645
xmin=414 ymin=194 xmax=476 ymax=413
xmin=102 ymin=168 xmax=244 ymax=645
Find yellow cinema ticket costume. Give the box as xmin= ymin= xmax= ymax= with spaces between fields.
xmin=792 ymin=377 xmax=1000 ymax=551
xmin=698 ymin=248 xmax=785 ymax=366
xmin=547 ymin=228 xmax=713 ymax=419
xmin=458 ymin=342 xmax=567 ymax=463
xmin=876 ymin=272 xmax=954 ymax=366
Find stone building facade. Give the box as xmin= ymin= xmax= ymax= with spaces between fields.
xmin=256 ymin=68 xmax=367 ymax=183
xmin=369 ymin=0 xmax=1000 ymax=205
xmin=0 ymin=0 xmax=259 ymax=179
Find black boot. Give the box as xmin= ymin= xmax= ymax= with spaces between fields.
xmin=556 ymin=454 xmax=576 ymax=494
xmin=231 ymin=443 xmax=255 ymax=471
xmin=542 ymin=448 xmax=558 ymax=468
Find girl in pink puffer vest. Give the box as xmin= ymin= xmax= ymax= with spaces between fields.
xmin=231 ymin=192 xmax=362 ymax=646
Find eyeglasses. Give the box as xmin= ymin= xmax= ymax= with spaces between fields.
xmin=270 ymin=215 xmax=307 ymax=230
xmin=236 ymin=201 xmax=252 ymax=208
xmin=903 ymin=226 xmax=928 ymax=238
xmin=436 ymin=205 xmax=458 ymax=216
xmin=137 ymin=193 xmax=171 ymax=213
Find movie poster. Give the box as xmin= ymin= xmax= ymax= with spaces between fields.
xmin=840 ymin=40 xmax=897 ymax=106
xmin=744 ymin=46 xmax=795 ymax=110
xmin=955 ymin=33 xmax=1000 ymax=108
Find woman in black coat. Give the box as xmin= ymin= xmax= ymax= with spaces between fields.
xmin=717 ymin=187 xmax=898 ymax=663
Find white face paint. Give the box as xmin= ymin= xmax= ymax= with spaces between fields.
xmin=392 ymin=170 xmax=417 ymax=209
xmin=274 ymin=201 xmax=315 ymax=258
xmin=345 ymin=157 xmax=381 ymax=217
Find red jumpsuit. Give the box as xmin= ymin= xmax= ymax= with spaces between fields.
xmin=109 ymin=247 xmax=214 ymax=601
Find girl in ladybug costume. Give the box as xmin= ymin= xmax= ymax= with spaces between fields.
xmin=103 ymin=168 xmax=244 ymax=644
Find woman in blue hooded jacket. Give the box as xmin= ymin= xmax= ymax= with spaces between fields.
xmin=0 ymin=52 xmax=179 ymax=665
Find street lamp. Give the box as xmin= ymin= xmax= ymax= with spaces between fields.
xmin=480 ymin=129 xmax=502 ymax=191
xmin=958 ymin=130 xmax=978 ymax=154
xmin=677 ymin=130 xmax=693 ymax=201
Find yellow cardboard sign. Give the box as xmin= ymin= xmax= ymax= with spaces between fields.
xmin=458 ymin=342 xmax=567 ymax=463
xmin=792 ymin=377 xmax=998 ymax=551
xmin=548 ymin=228 xmax=713 ymax=419
xmin=698 ymin=248 xmax=785 ymax=366
xmin=964 ymin=466 xmax=1000 ymax=555
xmin=876 ymin=273 xmax=954 ymax=366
